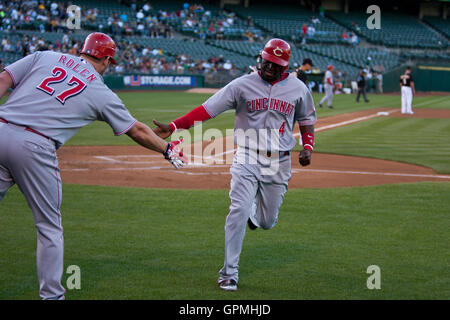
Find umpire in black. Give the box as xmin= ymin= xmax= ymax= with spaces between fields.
xmin=295 ymin=58 xmax=314 ymax=84
xmin=356 ymin=70 xmax=369 ymax=103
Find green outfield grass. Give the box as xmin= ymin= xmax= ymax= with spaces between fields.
xmin=411 ymin=95 xmax=450 ymax=109
xmin=0 ymin=183 xmax=448 ymax=300
xmin=67 ymin=92 xmax=449 ymax=146
xmin=311 ymin=117 xmax=450 ymax=174
xmin=61 ymin=92 xmax=406 ymax=145
xmin=2 ymin=92 xmax=448 ymax=146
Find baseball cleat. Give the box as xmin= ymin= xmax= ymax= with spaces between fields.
xmin=328 ymin=105 xmax=334 ymax=109
xmin=319 ymin=103 xmax=323 ymax=108
xmin=219 ymin=279 xmax=238 ymax=291
xmin=247 ymin=218 xmax=258 ymax=230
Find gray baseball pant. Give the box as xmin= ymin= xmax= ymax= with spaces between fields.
xmin=0 ymin=122 xmax=65 ymax=300
xmin=218 ymin=152 xmax=291 ymax=283
xmin=319 ymin=84 xmax=333 ymax=107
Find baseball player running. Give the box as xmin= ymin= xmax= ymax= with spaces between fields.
xmin=0 ymin=32 xmax=186 ymax=300
xmin=318 ymin=65 xmax=334 ymax=109
xmin=400 ymin=66 xmax=415 ymax=114
xmin=152 ymin=38 xmax=317 ymax=291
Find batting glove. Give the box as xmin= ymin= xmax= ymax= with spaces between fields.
xmin=163 ymin=139 xmax=187 ymax=169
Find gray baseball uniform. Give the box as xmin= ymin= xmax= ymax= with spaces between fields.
xmin=0 ymin=51 xmax=136 ymax=299
xmin=319 ymin=70 xmax=333 ymax=107
xmin=201 ymin=71 xmax=316 ymax=284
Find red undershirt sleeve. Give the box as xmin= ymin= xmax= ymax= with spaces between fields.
xmin=169 ymin=105 xmax=211 ymax=132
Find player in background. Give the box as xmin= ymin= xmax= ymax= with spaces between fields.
xmin=152 ymin=38 xmax=316 ymax=292
xmin=356 ymin=70 xmax=369 ymax=103
xmin=0 ymin=32 xmax=186 ymax=300
xmin=318 ymin=65 xmax=334 ymax=109
xmin=400 ymin=66 xmax=415 ymax=114
xmin=293 ymin=58 xmax=314 ymax=85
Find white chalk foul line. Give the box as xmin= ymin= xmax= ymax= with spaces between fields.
xmin=62 ymin=166 xmax=450 ymax=180
xmin=86 ymin=109 xmax=400 ymax=165
xmin=412 ymin=96 xmax=449 ymax=107
xmin=207 ymin=109 xmax=400 ymax=157
xmin=294 ymin=109 xmax=400 ymax=136
xmin=93 ymin=156 xmax=121 ymax=162
xmin=291 ymin=168 xmax=450 ymax=179
xmin=62 ymin=164 xmax=231 ymax=172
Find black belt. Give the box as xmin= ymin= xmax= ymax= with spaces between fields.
xmin=256 ymin=150 xmax=290 ymax=157
xmin=0 ymin=118 xmax=53 ymax=142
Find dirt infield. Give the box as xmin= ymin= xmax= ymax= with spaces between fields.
xmin=58 ymin=108 xmax=450 ymax=189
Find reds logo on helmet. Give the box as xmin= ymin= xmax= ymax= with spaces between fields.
xmin=261 ymin=38 xmax=291 ymax=67
xmin=80 ymin=32 xmax=117 ymax=65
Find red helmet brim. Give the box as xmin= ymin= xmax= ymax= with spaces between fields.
xmin=261 ymin=51 xmax=288 ymax=67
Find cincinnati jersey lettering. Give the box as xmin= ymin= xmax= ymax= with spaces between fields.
xmin=246 ymin=98 xmax=295 ymax=116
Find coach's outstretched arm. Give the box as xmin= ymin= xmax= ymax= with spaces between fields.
xmin=127 ymin=121 xmax=187 ymax=169
xmin=0 ymin=71 xmax=14 ymax=98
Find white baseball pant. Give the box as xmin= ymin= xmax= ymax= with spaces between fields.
xmin=401 ymin=86 xmax=413 ymax=114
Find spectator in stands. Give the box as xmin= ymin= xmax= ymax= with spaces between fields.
xmin=302 ymin=24 xmax=308 ymax=37
xmin=142 ymin=2 xmax=152 ymax=14
xmin=86 ymin=8 xmax=97 ymax=23
xmin=120 ymin=12 xmax=128 ymax=23
xmin=136 ymin=9 xmax=145 ymax=21
xmin=207 ymin=21 xmax=216 ymax=36
xmin=243 ymin=30 xmax=255 ymax=42
xmin=307 ymin=24 xmax=315 ymax=38
xmin=351 ymin=21 xmax=361 ymax=32
xmin=196 ymin=23 xmax=207 ymax=40
xmin=136 ymin=21 xmax=145 ymax=35
xmin=319 ymin=5 xmax=325 ymax=17
xmin=341 ymin=31 xmax=350 ymax=44
xmin=223 ymin=60 xmax=232 ymax=71
xmin=245 ymin=16 xmax=254 ymax=27
xmin=216 ymin=25 xmax=225 ymax=40
xmin=351 ymin=32 xmax=359 ymax=48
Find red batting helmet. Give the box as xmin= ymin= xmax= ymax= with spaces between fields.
xmin=261 ymin=38 xmax=291 ymax=67
xmin=80 ymin=32 xmax=117 ymax=65
xmin=327 ymin=64 xmax=334 ymax=71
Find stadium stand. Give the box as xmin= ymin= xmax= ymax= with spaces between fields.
xmin=0 ymin=0 xmax=449 ymax=86
xmin=303 ymin=44 xmax=400 ymax=72
xmin=328 ymin=11 xmax=448 ymax=49
xmin=423 ymin=16 xmax=450 ymax=40
xmin=226 ymin=4 xmax=348 ymax=44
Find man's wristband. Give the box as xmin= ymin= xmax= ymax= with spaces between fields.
xmin=302 ymin=133 xmax=314 ymax=152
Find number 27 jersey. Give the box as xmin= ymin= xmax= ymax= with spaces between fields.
xmin=0 ymin=51 xmax=136 ymax=149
